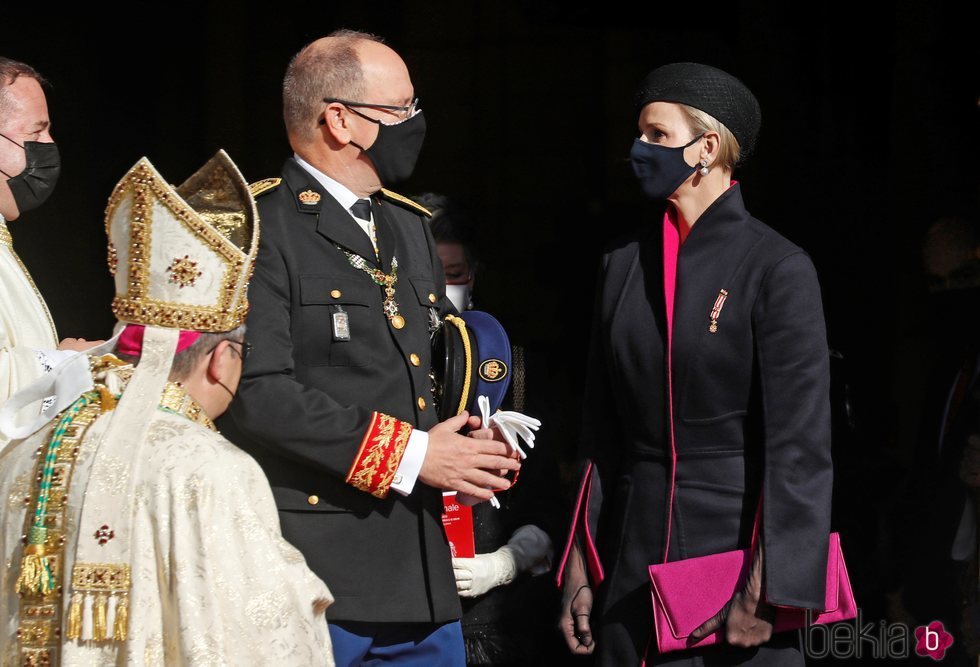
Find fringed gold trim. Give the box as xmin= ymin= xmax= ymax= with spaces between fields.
xmin=16 ymin=545 xmax=55 ymax=596
xmin=93 ymin=593 xmax=108 ymax=640
xmin=113 ymin=594 xmax=129 ymax=641
xmin=66 ymin=593 xmax=82 ymax=640
xmin=97 ymin=384 xmax=118 ymax=412
xmin=68 ymin=563 xmax=131 ymax=644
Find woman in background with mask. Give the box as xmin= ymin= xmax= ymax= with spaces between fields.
xmin=555 ymin=63 xmax=835 ymax=665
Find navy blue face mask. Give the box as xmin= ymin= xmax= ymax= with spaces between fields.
xmin=629 ymin=133 xmax=703 ymax=201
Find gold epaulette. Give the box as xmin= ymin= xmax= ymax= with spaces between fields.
xmin=379 ymin=188 xmax=431 ymax=217
xmin=249 ymin=178 xmax=282 ymax=198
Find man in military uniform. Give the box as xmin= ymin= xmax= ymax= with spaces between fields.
xmin=221 ymin=30 xmax=519 ymax=665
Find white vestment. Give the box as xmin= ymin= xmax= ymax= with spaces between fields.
xmin=0 ymin=214 xmax=58 ymax=404
xmin=0 ymin=371 xmax=334 ymax=666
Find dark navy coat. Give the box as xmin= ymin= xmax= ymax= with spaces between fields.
xmin=560 ymin=184 xmax=834 ymax=665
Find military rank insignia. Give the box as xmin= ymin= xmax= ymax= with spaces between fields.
xmin=298 ymin=189 xmax=322 ymax=206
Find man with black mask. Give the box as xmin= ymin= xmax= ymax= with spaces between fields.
xmin=0 ymin=57 xmax=95 ymax=407
xmin=219 ymin=30 xmax=519 ymax=666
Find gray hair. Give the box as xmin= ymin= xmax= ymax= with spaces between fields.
xmin=115 ymin=325 xmax=246 ymax=382
xmin=283 ymin=29 xmax=384 ymax=142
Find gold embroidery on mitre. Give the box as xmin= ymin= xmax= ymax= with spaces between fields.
xmin=105 ymin=151 xmax=259 ymax=333
xmin=107 ymin=242 xmax=118 ymax=276
xmin=298 ymin=189 xmax=321 ymax=205
xmin=166 ymin=255 xmax=203 ymax=288
xmin=379 ymin=188 xmax=431 ymax=217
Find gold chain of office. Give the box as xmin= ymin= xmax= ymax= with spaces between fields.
xmin=341 ymin=250 xmax=402 ymax=324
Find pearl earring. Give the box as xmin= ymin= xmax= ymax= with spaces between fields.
xmin=699 ymin=159 xmax=709 ymax=176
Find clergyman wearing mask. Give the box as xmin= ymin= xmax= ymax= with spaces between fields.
xmin=0 ymin=57 xmax=101 ymax=409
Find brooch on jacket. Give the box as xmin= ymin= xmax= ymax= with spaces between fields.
xmin=709 ymin=289 xmax=729 ymax=333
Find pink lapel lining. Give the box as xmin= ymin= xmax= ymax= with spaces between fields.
xmin=662 ymin=206 xmax=681 ymax=564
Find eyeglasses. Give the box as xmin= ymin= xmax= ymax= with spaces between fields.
xmin=207 ymin=339 xmax=251 ymax=361
xmin=322 ymin=97 xmax=420 ymax=125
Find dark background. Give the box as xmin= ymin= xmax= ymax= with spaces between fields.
xmin=3 ymin=1 xmax=978 ymax=663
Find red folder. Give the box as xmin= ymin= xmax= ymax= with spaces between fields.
xmin=441 ymin=492 xmax=475 ymax=558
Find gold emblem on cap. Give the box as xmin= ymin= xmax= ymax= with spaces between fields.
xmin=391 ymin=315 xmax=405 ymax=329
xmin=298 ymin=189 xmax=321 ymax=205
xmin=479 ymin=359 xmax=508 ymax=382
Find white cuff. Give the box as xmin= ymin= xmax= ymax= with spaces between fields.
xmin=390 ymin=428 xmax=428 ymax=495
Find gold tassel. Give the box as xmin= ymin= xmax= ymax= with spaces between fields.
xmin=113 ymin=594 xmax=129 ymax=641
xmin=93 ymin=593 xmax=108 ymax=640
xmin=97 ymin=385 xmax=117 ymax=412
xmin=16 ymin=546 xmax=54 ymax=596
xmin=66 ymin=592 xmax=83 ymax=640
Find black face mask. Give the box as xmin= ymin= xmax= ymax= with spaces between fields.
xmin=0 ymin=132 xmax=60 ymax=213
xmin=348 ymin=110 xmax=426 ymax=186
xmin=629 ymin=134 xmax=703 ymax=200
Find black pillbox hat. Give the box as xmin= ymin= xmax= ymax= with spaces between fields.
xmin=635 ymin=62 xmax=761 ymax=159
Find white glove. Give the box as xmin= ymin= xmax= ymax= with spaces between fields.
xmin=473 ymin=395 xmax=542 ymax=508
xmin=452 ymin=524 xmax=554 ymax=598
xmin=453 ymin=548 xmax=518 ymax=598
xmin=478 ymin=395 xmax=541 ymax=459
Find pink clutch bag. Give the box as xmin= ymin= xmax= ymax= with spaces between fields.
xmin=648 ymin=532 xmax=857 ymax=653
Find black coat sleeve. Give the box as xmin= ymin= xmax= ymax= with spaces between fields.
xmin=753 ymin=250 xmax=834 ymax=609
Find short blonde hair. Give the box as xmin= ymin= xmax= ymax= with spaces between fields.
xmin=680 ymin=104 xmax=741 ymax=172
